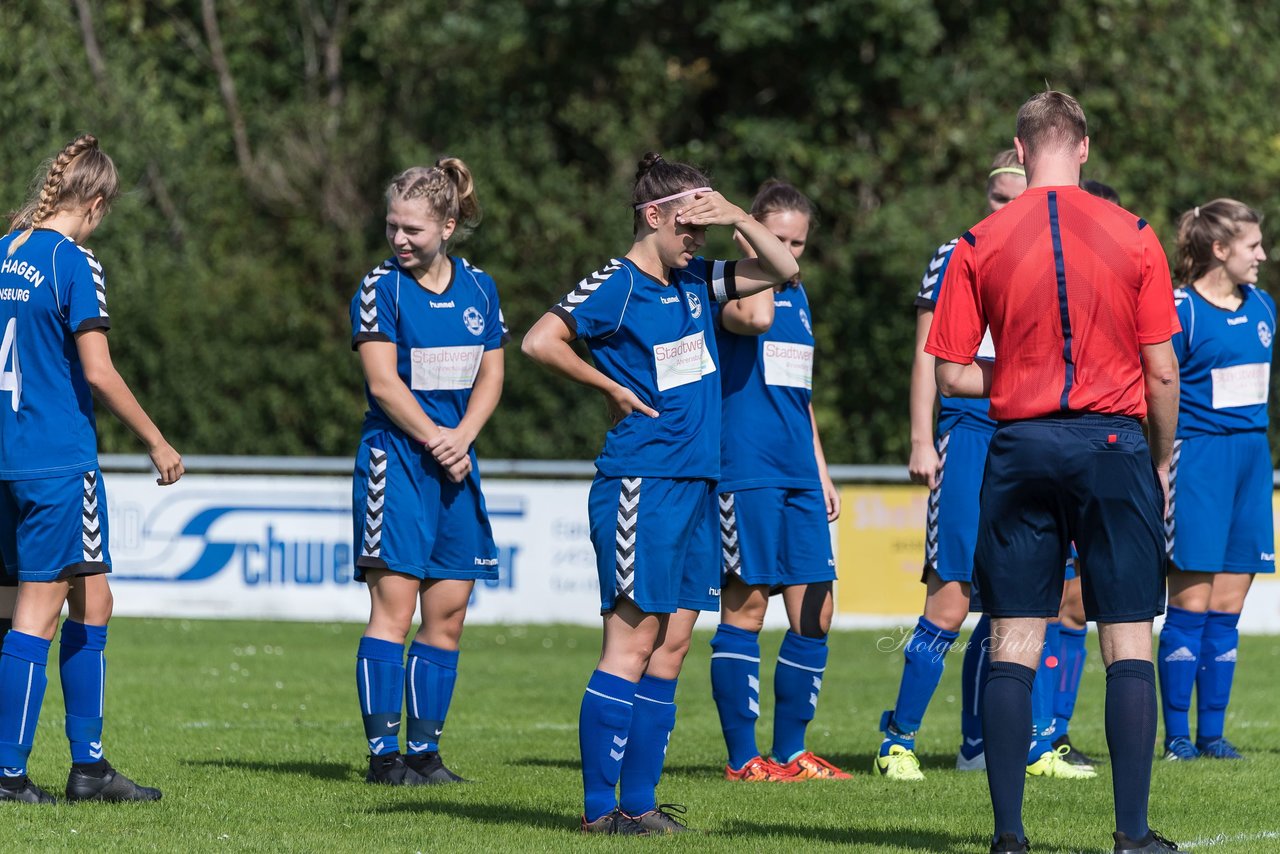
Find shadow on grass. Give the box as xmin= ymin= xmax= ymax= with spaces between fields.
xmin=512 ymin=756 xmax=722 ymax=780
xmin=184 ymin=757 xmax=357 ymax=782
xmin=371 ymin=799 xmax=985 ymax=850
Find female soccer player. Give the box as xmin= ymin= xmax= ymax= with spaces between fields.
xmin=349 ymin=158 xmax=507 ymax=786
xmin=879 ymin=151 xmax=1031 ymax=781
xmin=706 ymin=180 xmax=847 ymax=782
xmin=0 ymin=134 xmax=184 ymax=804
xmin=1158 ymin=199 xmax=1272 ymax=761
xmin=522 ymin=153 xmax=798 ymax=834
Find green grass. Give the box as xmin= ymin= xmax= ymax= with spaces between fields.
xmin=1 ymin=619 xmax=1277 ymax=853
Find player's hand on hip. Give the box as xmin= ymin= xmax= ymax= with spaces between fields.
xmin=674 ymin=191 xmax=746 ymax=228
xmin=426 ymin=427 xmax=473 ymax=469
xmin=908 ymin=442 xmax=941 ymax=490
xmin=150 ymin=441 xmax=184 ymax=486
xmin=604 ymin=384 xmax=658 ymax=426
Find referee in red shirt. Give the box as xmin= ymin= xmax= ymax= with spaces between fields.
xmin=927 ymin=91 xmax=1181 ymax=854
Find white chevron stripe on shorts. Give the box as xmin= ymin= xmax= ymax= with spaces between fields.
xmin=1165 ymin=438 xmax=1182 ymax=557
xmin=614 ymin=477 xmax=641 ymax=601
xmin=361 ymin=448 xmax=387 ymax=559
xmin=719 ymin=492 xmax=742 ymax=575
xmin=82 ymin=472 xmax=103 ymax=562
xmin=924 ymin=432 xmax=949 ymax=569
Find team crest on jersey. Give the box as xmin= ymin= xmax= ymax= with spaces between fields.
xmin=686 ymin=292 xmax=702 ymax=319
xmin=1259 ymin=321 xmax=1273 ymax=348
xmin=800 ymin=309 xmax=811 ymax=335
xmin=463 ymin=306 xmax=485 ymax=336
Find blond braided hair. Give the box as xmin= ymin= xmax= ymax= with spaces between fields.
xmin=8 ymin=134 xmax=119 ymax=257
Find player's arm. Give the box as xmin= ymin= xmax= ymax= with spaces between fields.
xmin=1141 ymin=339 xmax=1180 ymax=510
xmin=934 ymin=358 xmax=992 ymax=399
xmin=717 ymin=230 xmax=777 ymax=335
xmin=74 ymin=329 xmax=183 ymax=485
xmin=674 ymin=192 xmax=798 ymax=293
xmin=358 ymin=339 xmax=444 ymax=446
xmin=810 ymin=403 xmax=840 ymax=521
xmin=426 ymin=348 xmax=504 ymax=480
xmin=908 ymin=308 xmax=941 ymax=489
xmin=522 ymin=312 xmax=658 ymax=424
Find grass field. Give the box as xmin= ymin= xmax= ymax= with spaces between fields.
xmin=1 ymin=618 xmax=1277 ymax=853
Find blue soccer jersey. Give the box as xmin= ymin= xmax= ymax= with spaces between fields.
xmin=1172 ymin=285 xmax=1275 ymax=436
xmin=0 ymin=229 xmax=109 ymax=479
xmin=351 ymin=255 xmax=509 ymax=441
xmin=914 ymin=239 xmax=995 ymax=435
xmin=713 ymin=283 xmax=820 ymax=491
xmin=550 ymin=256 xmax=738 ymax=479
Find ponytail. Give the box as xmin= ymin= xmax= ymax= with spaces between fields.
xmin=385 ymin=156 xmax=482 ymax=244
xmin=1175 ymin=199 xmax=1261 ymax=284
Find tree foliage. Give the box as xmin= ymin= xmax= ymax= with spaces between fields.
xmin=4 ymin=0 xmax=1280 ymax=462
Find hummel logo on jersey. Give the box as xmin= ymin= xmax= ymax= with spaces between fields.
xmin=463 ymin=306 xmax=485 ymax=336
xmin=1226 ymin=315 xmax=1248 ymax=325
xmin=708 ymin=586 xmax=720 ymax=597
xmin=775 ymin=299 xmax=793 ymax=307
xmin=1164 ymin=646 xmax=1196 ymax=662
xmin=660 ymin=295 xmax=679 ymax=304
xmin=429 ymin=300 xmax=455 ymax=308
xmin=1262 ymin=552 xmax=1275 ymax=561
xmin=686 ymin=291 xmax=702 ymax=318
xmin=1215 ymin=649 xmax=1237 ymax=663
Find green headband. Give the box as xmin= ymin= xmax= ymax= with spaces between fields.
xmin=988 ymin=166 xmax=1026 ymax=178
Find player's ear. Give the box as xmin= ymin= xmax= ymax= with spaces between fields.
xmin=441 ymin=217 xmax=457 ymax=242
xmin=1212 ymin=240 xmax=1230 ymax=263
xmin=1078 ymin=136 xmax=1089 ymax=165
xmin=643 ymin=203 xmax=663 ymax=231
xmin=1013 ymin=137 xmax=1027 ymax=166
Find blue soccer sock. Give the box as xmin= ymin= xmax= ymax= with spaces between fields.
xmin=884 ymin=616 xmax=959 ymax=752
xmin=1195 ymin=610 xmax=1240 ymax=744
xmin=1157 ymin=606 xmax=1206 ymax=740
xmin=709 ymin=623 xmax=761 ymax=770
xmin=580 ymin=670 xmax=637 ymax=822
xmin=59 ymin=620 xmax=108 ymax=765
xmin=1028 ymin=623 xmax=1060 ymax=761
xmin=1053 ymin=625 xmax=1088 ymax=737
xmin=1106 ymin=659 xmax=1157 ymax=841
xmin=984 ymin=661 xmax=1035 ymax=844
xmin=405 ymin=642 xmax=458 ymax=755
xmin=355 ymin=636 xmax=404 ymax=756
xmin=960 ymin=614 xmax=992 ymax=756
xmin=773 ymin=631 xmax=828 ymax=763
xmin=0 ymin=631 xmax=51 ymax=777
xmin=618 ymin=674 xmax=677 ymax=817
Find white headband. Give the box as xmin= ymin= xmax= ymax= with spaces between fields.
xmin=634 ymin=186 xmax=711 ymax=210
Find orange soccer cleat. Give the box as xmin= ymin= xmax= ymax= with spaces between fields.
xmin=777 ymin=751 xmax=852 ymax=780
xmin=724 ymin=755 xmax=802 ymax=782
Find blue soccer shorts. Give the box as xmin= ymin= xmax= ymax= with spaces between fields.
xmin=717 ymin=487 xmax=835 ymax=588
xmin=0 ymin=469 xmax=111 ymax=582
xmin=1167 ymin=431 xmax=1275 ymax=575
xmin=974 ymin=415 xmax=1165 ymax=623
xmin=925 ymin=426 xmax=991 ymax=585
xmin=352 ymin=432 xmax=499 ymax=583
xmin=589 ymin=475 xmax=719 ymax=614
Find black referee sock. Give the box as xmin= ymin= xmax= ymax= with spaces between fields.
xmin=1105 ymin=659 xmax=1156 ymax=841
xmin=983 ymin=661 xmax=1036 ymax=844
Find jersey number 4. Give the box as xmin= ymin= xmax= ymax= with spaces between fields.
xmin=0 ymin=318 xmax=20 ymax=411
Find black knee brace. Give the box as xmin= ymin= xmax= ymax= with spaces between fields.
xmin=798 ymin=581 xmax=832 ymax=638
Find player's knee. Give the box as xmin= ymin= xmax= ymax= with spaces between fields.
xmin=723 ymin=599 xmax=766 ymax=633
xmin=796 ymin=581 xmax=832 ymax=639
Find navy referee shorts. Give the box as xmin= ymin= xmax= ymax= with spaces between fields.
xmin=973 ymin=414 xmax=1166 ymax=623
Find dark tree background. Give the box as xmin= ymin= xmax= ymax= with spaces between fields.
xmin=5 ymin=0 xmax=1280 ymax=462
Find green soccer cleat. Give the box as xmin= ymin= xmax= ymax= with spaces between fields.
xmin=1026 ymin=745 xmax=1097 ymax=779
xmin=874 ymin=744 xmax=925 ymax=781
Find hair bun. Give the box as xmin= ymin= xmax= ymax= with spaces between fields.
xmin=636 ymin=152 xmax=664 ymax=182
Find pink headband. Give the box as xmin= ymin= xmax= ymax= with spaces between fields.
xmin=634 ymin=186 xmax=712 ymax=210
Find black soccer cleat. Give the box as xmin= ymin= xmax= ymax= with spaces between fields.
xmin=629 ymin=803 xmax=692 ymax=834
xmin=1113 ymin=829 xmax=1178 ymax=852
xmin=991 ymin=831 xmax=1030 ymax=852
xmin=0 ymin=775 xmax=56 ymax=804
xmin=403 ymin=751 xmax=467 ymax=784
xmin=1052 ymin=734 xmax=1099 ymax=768
xmin=366 ymin=752 xmax=432 ymax=786
xmin=66 ymin=761 xmax=161 ymax=802
xmin=581 ymin=808 xmax=649 ymax=835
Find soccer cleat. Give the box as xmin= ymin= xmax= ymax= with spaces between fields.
xmin=725 ymin=755 xmax=801 ymax=782
xmin=0 ymin=776 xmax=56 ymax=804
xmin=1162 ymin=736 xmax=1199 ymax=761
xmin=991 ymin=831 xmax=1031 ymax=853
xmin=777 ymin=751 xmax=852 ymax=780
xmin=874 ymin=744 xmax=924 ymax=781
xmin=1195 ymin=736 xmax=1243 ymax=759
xmin=65 ymin=761 xmax=162 ymax=802
xmin=628 ymin=803 xmax=690 ymax=834
xmin=366 ymin=752 xmax=433 ymax=786
xmin=1113 ymin=829 xmax=1179 ymax=852
xmin=1026 ymin=745 xmax=1096 ymax=779
xmin=1051 ymin=734 xmax=1097 ymax=769
xmin=581 ymin=808 xmax=649 ymax=835
xmin=404 ymin=751 xmax=468 ymax=783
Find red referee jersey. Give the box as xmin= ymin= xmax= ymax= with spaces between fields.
xmin=925 ymin=185 xmax=1180 ymax=421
